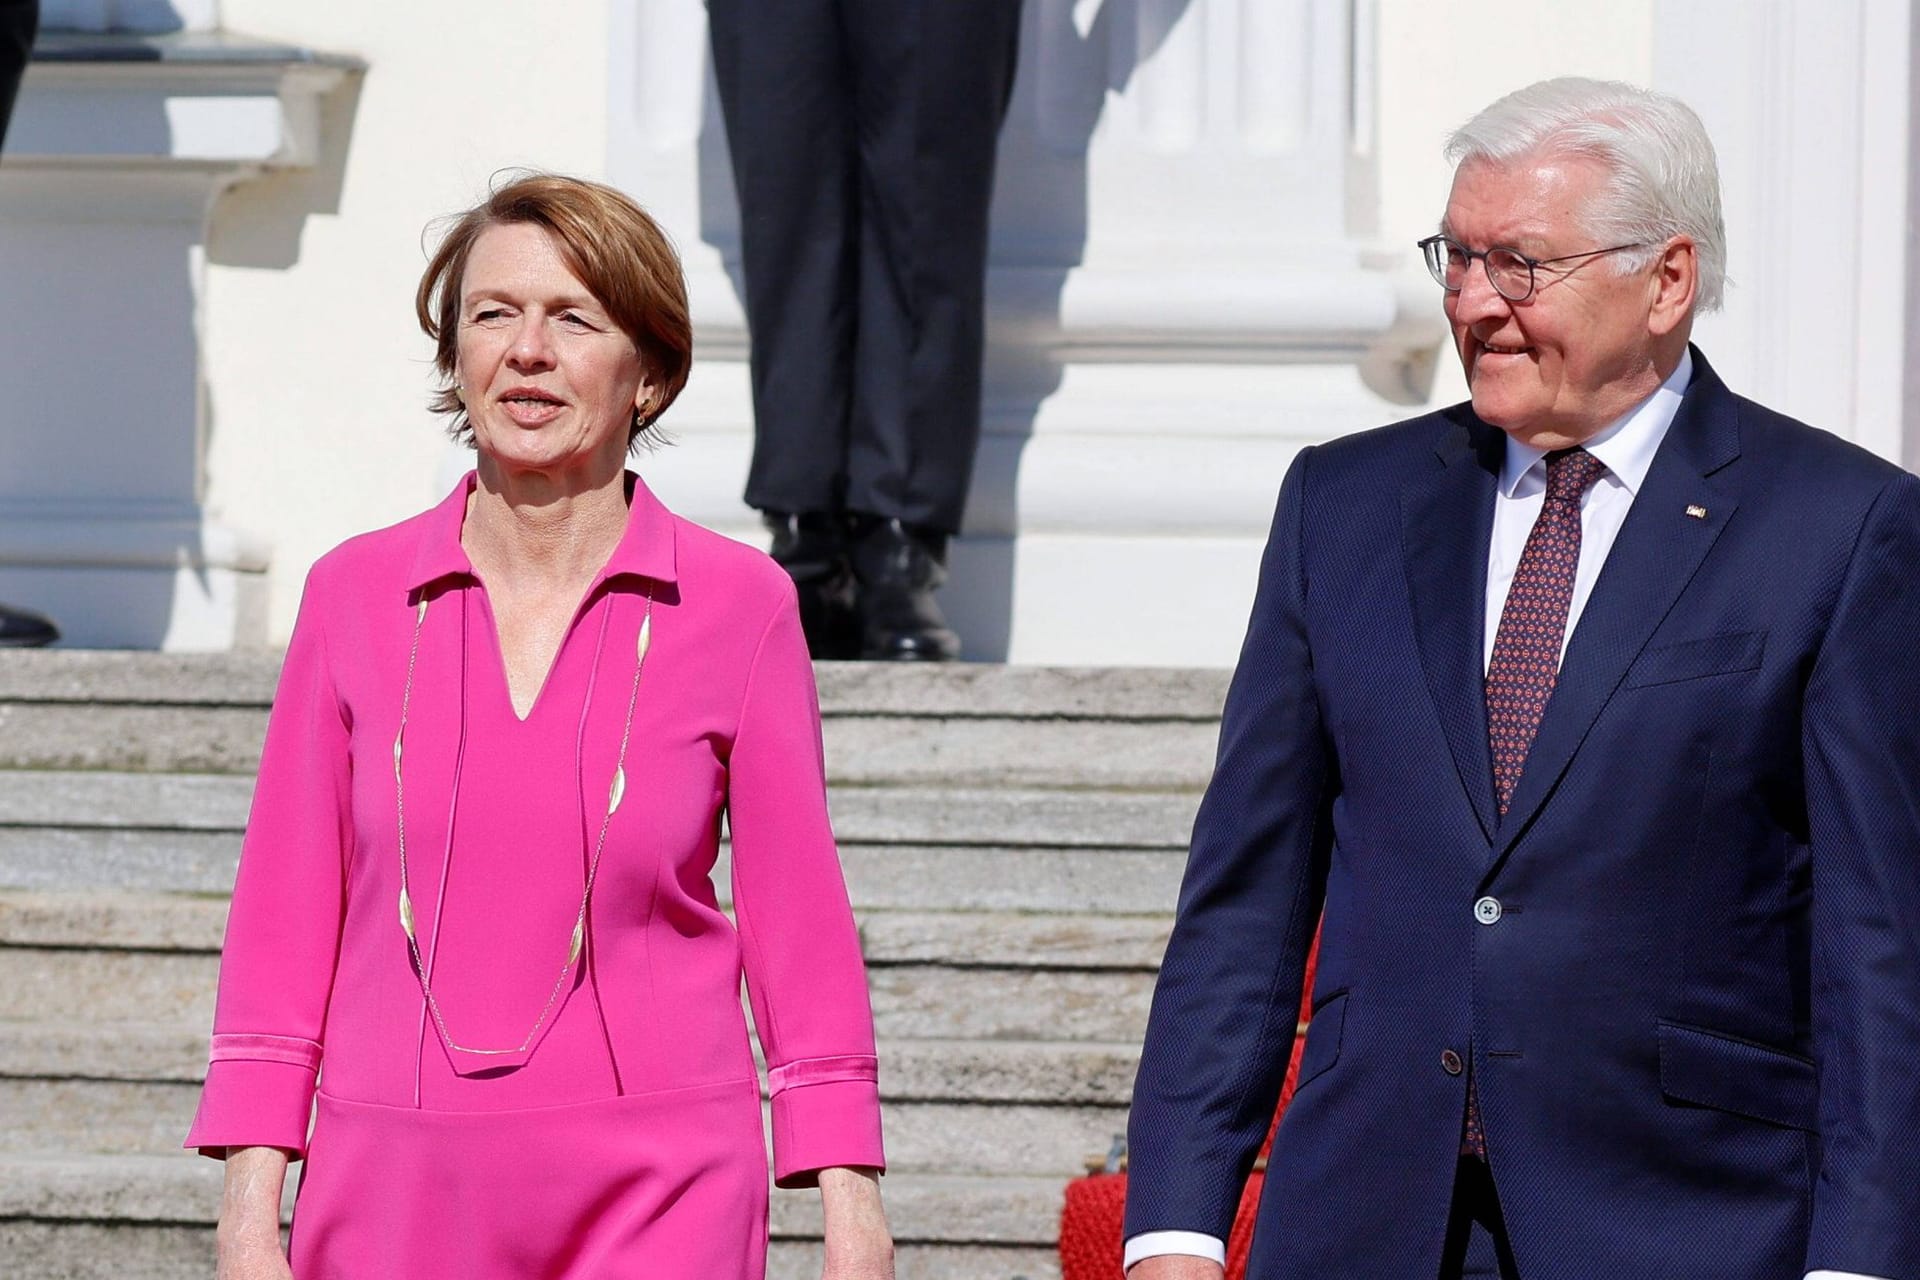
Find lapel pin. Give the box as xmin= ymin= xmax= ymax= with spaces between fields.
xmin=1685 ymin=504 xmax=1708 ymax=520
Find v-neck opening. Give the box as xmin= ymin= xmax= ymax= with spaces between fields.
xmin=456 ymin=477 xmax=638 ymax=725
xmin=468 ymin=581 xmax=603 ymax=725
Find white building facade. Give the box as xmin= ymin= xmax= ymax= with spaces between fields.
xmin=3 ymin=0 xmax=1914 ymax=664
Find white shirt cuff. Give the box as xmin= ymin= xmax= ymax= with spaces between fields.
xmin=1124 ymin=1231 xmax=1227 ymax=1270
xmin=1117 ymin=1245 xmax=1887 ymax=1277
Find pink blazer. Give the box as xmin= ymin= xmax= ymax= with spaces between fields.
xmin=186 ymin=472 xmax=885 ymax=1188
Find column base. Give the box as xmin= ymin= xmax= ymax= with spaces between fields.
xmin=0 ymin=510 xmax=270 ymax=650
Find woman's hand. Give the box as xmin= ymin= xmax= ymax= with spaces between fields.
xmin=215 ymin=1147 xmax=293 ymax=1279
xmin=817 ymin=1166 xmax=894 ymax=1280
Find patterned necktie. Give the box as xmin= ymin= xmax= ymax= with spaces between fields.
xmin=1485 ymin=446 xmax=1607 ymax=814
xmin=1463 ymin=445 xmax=1606 ymax=1160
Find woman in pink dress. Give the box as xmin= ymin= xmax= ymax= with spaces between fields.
xmin=187 ymin=174 xmax=892 ymax=1279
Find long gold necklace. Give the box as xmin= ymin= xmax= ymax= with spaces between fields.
xmin=393 ymin=589 xmax=653 ymax=1060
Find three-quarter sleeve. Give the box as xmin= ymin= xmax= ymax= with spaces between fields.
xmin=727 ymin=585 xmax=885 ymax=1188
xmin=185 ymin=565 xmax=352 ymax=1158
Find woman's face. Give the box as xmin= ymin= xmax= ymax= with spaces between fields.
xmin=455 ymin=222 xmax=654 ymax=483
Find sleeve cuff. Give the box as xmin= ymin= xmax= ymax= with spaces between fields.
xmin=768 ymin=1067 xmax=884 ymax=1189
xmin=183 ymin=1055 xmax=319 ymax=1159
xmin=1124 ymin=1230 xmax=1228 ymax=1270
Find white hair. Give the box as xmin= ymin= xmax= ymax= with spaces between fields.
xmin=1445 ymin=77 xmax=1726 ymax=312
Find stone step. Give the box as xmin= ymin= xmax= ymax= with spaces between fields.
xmin=0 ymin=1224 xmax=1060 ymax=1280
xmin=0 ymin=772 xmax=248 ymax=832
xmin=840 ymin=847 xmax=1184 ymax=915
xmin=0 ymin=1154 xmax=1072 ymax=1273
xmin=770 ymin=1243 xmax=1060 ymax=1280
xmin=0 ymin=700 xmax=1217 ymax=791
xmin=0 ymin=944 xmax=1152 ymax=1039
xmin=861 ymin=912 xmax=1167 ymax=970
xmin=1 ymin=828 xmax=1188 ymax=910
xmin=0 ymin=655 xmax=1205 ymax=1278
xmin=0 ymin=1154 xmax=1072 ymax=1245
xmin=0 ymin=828 xmax=243 ymax=895
xmin=2 ymin=1022 xmax=1143 ymax=1109
xmin=0 ymin=1078 xmax=203 ymax=1157
xmin=0 ymin=1020 xmax=206 ymax=1082
xmin=0 ymin=649 xmax=1228 ymax=720
xmin=0 ymin=891 xmax=1170 ymax=970
xmin=0 ymin=770 xmax=1199 ymax=848
xmin=0 ymin=653 xmax=285 ymax=705
xmin=0 ymin=949 xmax=214 ymax=1024
xmin=0 ymin=891 xmax=228 ymax=950
xmin=871 ymin=967 xmax=1155 ymax=1043
xmin=772 ymin=1171 xmax=1069 ymax=1247
xmin=0 ymin=1075 xmax=1122 ymax=1180
xmin=0 ymin=703 xmax=268 ymax=775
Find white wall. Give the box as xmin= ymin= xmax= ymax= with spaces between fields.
xmin=1374 ymin=0 xmax=1655 ymax=410
xmin=201 ymin=0 xmax=613 ymax=640
xmin=189 ymin=0 xmax=1908 ymax=649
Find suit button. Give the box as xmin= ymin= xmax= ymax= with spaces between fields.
xmin=1441 ymin=1049 xmax=1464 ymax=1075
xmin=1474 ymin=896 xmax=1503 ymax=925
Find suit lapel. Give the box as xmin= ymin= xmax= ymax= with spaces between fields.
xmin=1402 ymin=409 xmax=1505 ymax=843
xmin=1490 ymin=351 xmax=1744 ymax=862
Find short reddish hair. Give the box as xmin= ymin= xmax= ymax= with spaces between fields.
xmin=416 ymin=172 xmax=693 ymax=447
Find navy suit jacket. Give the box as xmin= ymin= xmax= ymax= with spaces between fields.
xmin=1125 ymin=351 xmax=1920 ymax=1279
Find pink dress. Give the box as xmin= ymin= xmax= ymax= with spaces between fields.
xmin=185 ymin=473 xmax=885 ymax=1278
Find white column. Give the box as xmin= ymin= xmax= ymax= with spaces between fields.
xmin=608 ymin=0 xmax=1439 ymax=665
xmin=0 ymin=50 xmax=353 ymax=648
xmin=1652 ymin=0 xmax=1914 ymax=466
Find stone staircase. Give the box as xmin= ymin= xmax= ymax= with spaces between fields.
xmin=0 ymin=653 xmax=1224 ymax=1280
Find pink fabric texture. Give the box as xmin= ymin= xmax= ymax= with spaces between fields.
xmin=185 ymin=473 xmax=885 ymax=1276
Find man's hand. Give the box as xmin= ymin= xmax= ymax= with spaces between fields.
xmin=1127 ymin=1258 xmax=1226 ymax=1280
xmin=818 ymin=1166 xmax=894 ymax=1280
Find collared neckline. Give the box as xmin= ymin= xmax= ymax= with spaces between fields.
xmin=1498 ymin=347 xmax=1694 ymax=499
xmin=405 ymin=469 xmax=680 ymax=592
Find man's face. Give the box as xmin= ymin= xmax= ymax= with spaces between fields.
xmin=1442 ymin=154 xmax=1665 ymax=449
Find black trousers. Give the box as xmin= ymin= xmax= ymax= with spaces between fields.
xmin=1439 ymin=1156 xmax=1521 ymax=1280
xmin=708 ymin=0 xmax=1022 ymax=535
xmin=0 ymin=0 xmax=37 ymax=149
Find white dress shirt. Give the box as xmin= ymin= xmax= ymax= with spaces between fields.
xmin=1125 ymin=353 xmax=1886 ymax=1280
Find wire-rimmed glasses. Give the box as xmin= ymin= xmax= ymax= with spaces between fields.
xmin=1417 ymin=234 xmax=1651 ymax=303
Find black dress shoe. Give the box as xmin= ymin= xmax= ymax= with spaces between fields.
xmin=764 ymin=512 xmax=861 ymax=660
xmin=847 ymin=515 xmax=961 ymax=662
xmin=0 ymin=601 xmax=58 ymax=648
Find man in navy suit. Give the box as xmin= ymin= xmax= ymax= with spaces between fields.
xmin=1124 ymin=78 xmax=1920 ymax=1280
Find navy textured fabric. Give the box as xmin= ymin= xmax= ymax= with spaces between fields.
xmin=1124 ymin=349 xmax=1920 ymax=1279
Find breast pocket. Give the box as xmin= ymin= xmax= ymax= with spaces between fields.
xmin=1624 ymin=630 xmax=1767 ymax=689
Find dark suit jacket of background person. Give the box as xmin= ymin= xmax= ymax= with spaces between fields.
xmin=0 ymin=0 xmax=37 ymax=148
xmin=1124 ymin=348 xmax=1920 ymax=1280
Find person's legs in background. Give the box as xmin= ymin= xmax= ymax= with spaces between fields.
xmin=710 ymin=0 xmax=1022 ymax=660
xmin=0 ymin=0 xmax=56 ymax=648
xmin=839 ymin=0 xmax=1021 ymax=660
xmin=710 ymin=0 xmax=864 ymax=659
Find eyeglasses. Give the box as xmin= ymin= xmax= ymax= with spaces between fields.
xmin=1416 ymin=234 xmax=1651 ymax=303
